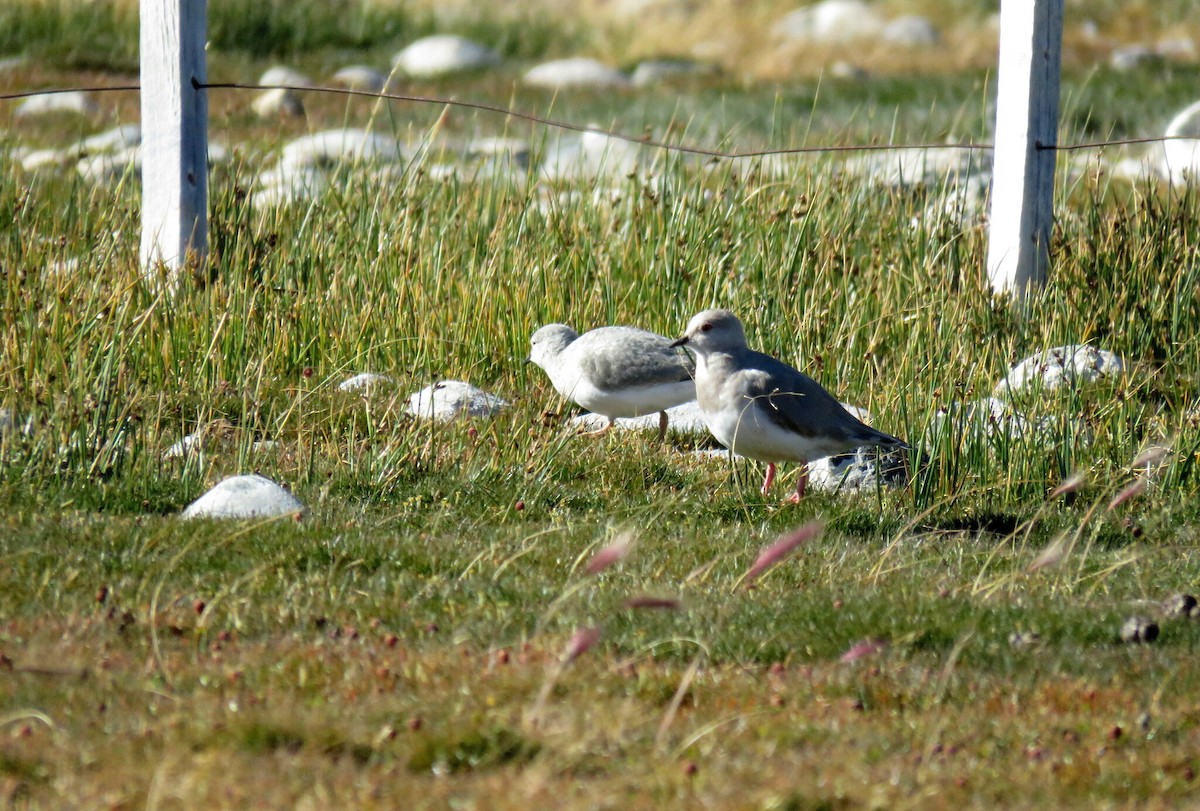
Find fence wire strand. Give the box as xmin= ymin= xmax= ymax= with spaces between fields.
xmin=0 ymin=80 xmax=1194 ymax=157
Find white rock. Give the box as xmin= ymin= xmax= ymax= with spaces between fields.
xmin=337 ymin=372 xmax=395 ymax=393
xmin=392 ymin=35 xmax=500 ymax=78
xmin=828 ymin=61 xmax=869 ymax=80
xmin=1156 ymin=37 xmax=1197 ymax=61
xmin=568 ymin=400 xmax=709 ymax=435
xmin=77 ymin=146 xmax=141 ymax=184
xmin=538 ymin=129 xmax=644 ymax=182
xmin=82 ymin=124 xmax=141 ymax=153
xmin=631 ymin=59 xmax=715 ymax=87
xmin=1109 ymin=45 xmax=1159 ymax=72
xmin=252 ymin=166 xmax=328 ymax=209
xmin=252 ymin=87 xmax=305 ymax=118
xmin=994 ymin=345 xmax=1125 ymax=398
xmin=20 ymin=148 xmax=71 ymax=172
xmin=332 ymin=65 xmax=387 ymax=92
xmin=14 ymin=90 xmax=96 ymax=118
xmin=0 ymin=407 xmax=32 ymax=437
xmin=773 ymin=0 xmax=884 ymax=43
xmin=842 ymin=146 xmax=985 ymax=188
xmin=927 ymin=397 xmax=1042 ymax=444
xmin=181 ymin=474 xmax=305 ymax=519
xmin=1163 ymin=100 xmax=1200 ymax=186
xmin=278 ymin=128 xmax=408 ymax=171
xmin=258 ymin=65 xmax=312 ymax=88
xmin=163 ymin=420 xmax=237 ymax=460
xmin=524 ymin=58 xmax=631 ymax=89
xmin=808 ymin=446 xmax=908 ymax=493
xmin=407 ymin=380 xmax=509 ymax=421
xmin=882 ymin=15 xmax=939 ymax=47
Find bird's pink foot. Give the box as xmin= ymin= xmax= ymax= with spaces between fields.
xmin=760 ymin=462 xmax=777 ymax=495
xmin=785 ymin=466 xmax=809 ymax=503
xmin=580 ymin=418 xmax=616 ymax=437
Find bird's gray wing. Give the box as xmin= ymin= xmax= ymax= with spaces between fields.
xmin=734 ymin=351 xmax=903 ymax=446
xmin=577 ymin=332 xmax=695 ymax=390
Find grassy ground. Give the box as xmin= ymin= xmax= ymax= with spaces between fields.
xmin=4 ymin=2 xmax=1200 ymax=808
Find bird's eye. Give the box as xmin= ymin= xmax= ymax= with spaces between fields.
xmin=700 ymin=323 xmax=713 ymax=333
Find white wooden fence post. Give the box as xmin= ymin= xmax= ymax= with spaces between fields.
xmin=140 ymin=0 xmax=208 ymax=277
xmin=986 ymin=0 xmax=1064 ymax=299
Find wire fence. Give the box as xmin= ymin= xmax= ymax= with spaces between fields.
xmin=0 ymin=81 xmax=1193 ymax=159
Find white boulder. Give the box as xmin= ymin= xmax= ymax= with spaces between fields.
xmin=392 ymin=35 xmax=500 ymax=78
xmin=407 ymin=380 xmax=509 ymax=421
xmin=994 ymin=345 xmax=1125 ymax=398
xmin=182 ymin=474 xmax=305 ymax=519
xmin=523 ymin=58 xmax=631 ymax=89
xmin=773 ymin=0 xmax=884 ymax=43
xmin=569 ymin=400 xmax=709 ymax=435
xmin=1163 ymin=100 xmax=1200 ymax=186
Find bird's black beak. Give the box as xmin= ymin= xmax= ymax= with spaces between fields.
xmin=523 ymin=356 xmax=532 ymax=365
xmin=670 ymin=336 xmax=688 ymax=348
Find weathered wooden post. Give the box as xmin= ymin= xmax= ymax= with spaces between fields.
xmin=140 ymin=0 xmax=208 ymax=277
xmin=986 ymin=0 xmax=1064 ymax=299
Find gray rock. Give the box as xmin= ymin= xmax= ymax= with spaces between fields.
xmin=523 ymin=58 xmax=631 ymax=89
xmin=993 ymin=345 xmax=1125 ymax=398
xmin=1119 ymin=616 xmax=1159 ymax=644
xmin=181 ymin=474 xmax=305 ymax=519
xmin=1163 ymin=593 xmax=1199 ymax=619
xmin=392 ymin=35 xmax=500 ymax=78
xmin=807 ymin=445 xmax=908 ymax=493
xmin=407 ymin=380 xmax=509 ymax=421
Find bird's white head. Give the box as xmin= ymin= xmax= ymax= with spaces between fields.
xmin=672 ymin=309 xmax=747 ymax=356
xmin=527 ymin=323 xmax=579 ymax=369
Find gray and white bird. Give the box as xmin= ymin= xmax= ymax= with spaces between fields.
xmin=672 ymin=308 xmax=907 ymax=501
xmin=528 ymin=323 xmax=696 ymax=439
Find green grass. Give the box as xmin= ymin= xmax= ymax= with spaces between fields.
xmin=4 ymin=5 xmax=1200 ymax=807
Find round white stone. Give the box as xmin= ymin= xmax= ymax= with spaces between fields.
xmin=407 ymin=380 xmax=509 ymax=421
xmin=258 ymin=65 xmax=313 ymax=88
xmin=332 ymin=65 xmax=387 ymax=92
xmin=524 ymin=58 xmax=631 ymax=89
xmin=773 ymin=0 xmax=884 ymax=43
xmin=1164 ymin=100 xmax=1200 ymax=186
xmin=337 ymin=372 xmax=395 ymax=393
xmin=182 ymin=474 xmax=305 ymax=519
xmin=994 ymin=345 xmax=1125 ymax=398
xmin=278 ymin=128 xmax=408 ymax=171
xmin=15 ymin=90 xmax=96 ymax=118
xmin=392 ymin=35 xmax=500 ymax=78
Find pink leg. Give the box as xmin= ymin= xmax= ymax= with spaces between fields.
xmin=581 ymin=417 xmax=615 ymax=436
xmin=786 ymin=464 xmax=809 ymax=504
xmin=760 ymin=462 xmax=777 ymax=495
